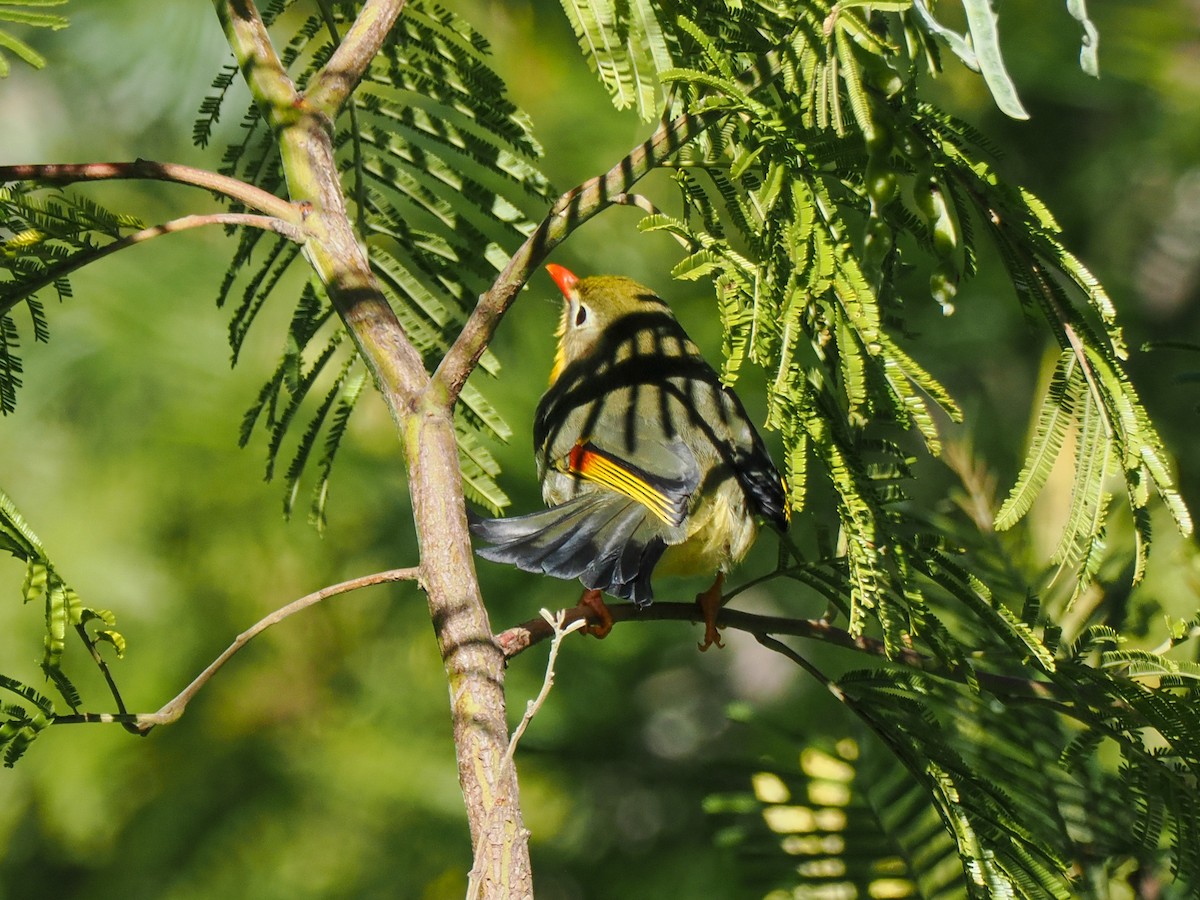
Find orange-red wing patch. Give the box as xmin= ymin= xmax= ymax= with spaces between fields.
xmin=565 ymin=442 xmax=687 ymax=527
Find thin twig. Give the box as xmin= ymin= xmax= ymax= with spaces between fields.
xmin=73 ymin=622 xmax=134 ymax=733
xmin=52 ymin=567 xmax=421 ymax=731
xmin=1 ymin=213 xmax=304 ymax=316
xmin=609 ymin=192 xmax=661 ymax=216
xmin=754 ymin=632 xmax=848 ymax=701
xmin=0 ymin=160 xmax=300 ymax=221
xmin=1150 ymin=625 xmax=1200 ymax=656
xmin=496 ymin=600 xmax=926 ymax=662
xmin=502 ymin=609 xmax=586 ymax=770
xmin=610 ymin=192 xmax=697 ymax=251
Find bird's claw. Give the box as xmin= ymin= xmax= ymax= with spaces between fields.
xmin=697 ymin=624 xmax=725 ymax=652
xmin=577 ymin=588 xmax=614 ymax=639
xmin=695 ymin=573 xmax=727 ymax=652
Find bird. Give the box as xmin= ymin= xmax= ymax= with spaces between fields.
xmin=470 ymin=264 xmax=789 ymax=649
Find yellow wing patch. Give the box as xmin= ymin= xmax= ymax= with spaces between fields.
xmin=565 ymin=442 xmax=685 ymax=527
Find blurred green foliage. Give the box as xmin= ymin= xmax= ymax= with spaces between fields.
xmin=0 ymin=1 xmax=1198 ymax=898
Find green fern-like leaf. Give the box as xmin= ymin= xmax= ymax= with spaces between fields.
xmin=559 ymin=0 xmax=674 ymax=120
xmin=925 ymin=113 xmax=1192 ymax=601
xmin=0 ymin=485 xmax=136 ymax=756
xmin=995 ymin=351 xmax=1083 ymax=531
xmin=840 ymin=667 xmax=1094 ymax=898
xmin=709 ymin=678 xmax=1177 ymax=900
xmin=0 ymin=673 xmax=52 ymax=767
xmin=310 ymin=368 xmax=367 ymax=531
xmin=631 ymin=21 xmax=1199 ymax=890
xmin=455 ymin=419 xmax=509 ymax=514
xmin=0 ymin=185 xmax=149 ymax=413
xmin=193 ymin=61 xmax=240 ymax=148
xmin=0 ymin=0 xmax=68 ymax=77
xmin=283 ymin=356 xmax=352 ymax=519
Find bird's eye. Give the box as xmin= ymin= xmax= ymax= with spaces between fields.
xmin=575 ymin=305 xmax=588 ymax=326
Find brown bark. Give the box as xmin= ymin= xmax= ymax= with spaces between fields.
xmin=407 ymin=403 xmax=530 ymax=897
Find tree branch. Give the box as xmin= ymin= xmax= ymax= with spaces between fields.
xmin=213 ymin=0 xmax=300 ymax=129
xmin=218 ymin=0 xmax=428 ymax=408
xmin=307 ymin=0 xmax=407 ymax=116
xmin=52 ymin=568 xmax=421 ymax=730
xmin=496 ymin=601 xmax=1061 ymax=702
xmin=1 ymin=213 xmax=303 ymax=318
xmin=0 ymin=160 xmax=301 ymax=221
xmin=434 ymin=51 xmax=785 ymax=403
xmin=74 ymin=621 xmax=133 ymax=732
xmin=754 ymin=632 xmax=849 ymax=702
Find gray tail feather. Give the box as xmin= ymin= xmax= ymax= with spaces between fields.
xmin=470 ymin=493 xmax=667 ymax=607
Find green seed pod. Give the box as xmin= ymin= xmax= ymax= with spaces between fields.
xmin=896 ymin=129 xmax=930 ymax=167
xmin=858 ymin=47 xmax=905 ymax=99
xmin=863 ymin=116 xmax=892 ymax=157
xmin=931 ymin=262 xmax=958 ymax=315
xmin=865 ymin=159 xmax=899 ymax=209
xmin=928 ymin=183 xmax=958 ymax=257
xmin=864 ymin=215 xmax=893 ymax=275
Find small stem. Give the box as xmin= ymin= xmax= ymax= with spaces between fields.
xmin=73 ymin=623 xmax=135 ymax=733
xmin=754 ymin=632 xmax=848 ymax=701
xmin=51 ymin=568 xmax=420 ymax=731
xmin=611 ymin=192 xmax=697 ymax=251
xmin=502 ymin=609 xmax=586 ymax=770
xmin=610 ymin=192 xmax=661 ymax=216
xmin=1 ymin=213 xmax=303 ymax=316
xmin=1150 ymin=625 xmax=1200 ymax=656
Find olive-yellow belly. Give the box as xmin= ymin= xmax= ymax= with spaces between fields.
xmin=656 ymin=484 xmax=758 ymax=578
